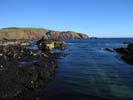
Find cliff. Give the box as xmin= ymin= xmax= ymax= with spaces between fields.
xmin=0 ymin=27 xmax=89 ymax=40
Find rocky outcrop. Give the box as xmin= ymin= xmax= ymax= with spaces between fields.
xmin=46 ymin=31 xmax=89 ymax=40
xmin=0 ymin=39 xmax=30 ymax=46
xmin=104 ymin=48 xmax=114 ymax=52
xmin=0 ymin=44 xmax=60 ymax=100
xmin=114 ymin=43 xmax=133 ymax=65
xmin=0 ymin=28 xmax=89 ymax=40
xmin=0 ymin=35 xmax=67 ymax=100
xmin=37 ymin=37 xmax=67 ymax=51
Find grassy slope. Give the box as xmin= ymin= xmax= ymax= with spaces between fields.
xmin=0 ymin=27 xmax=49 ymax=39
xmin=0 ymin=27 xmax=88 ymax=39
xmin=0 ymin=27 xmax=49 ymax=35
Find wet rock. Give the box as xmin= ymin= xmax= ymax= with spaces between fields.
xmin=36 ymin=37 xmax=45 ymax=47
xmin=37 ymin=37 xmax=67 ymax=51
xmin=127 ymin=43 xmax=133 ymax=53
xmin=37 ymin=37 xmax=53 ymax=51
xmin=104 ymin=48 xmax=114 ymax=52
xmin=123 ymin=42 xmax=132 ymax=44
xmin=0 ymin=43 xmax=60 ymax=100
xmin=115 ymin=43 xmax=133 ymax=65
xmin=122 ymin=54 xmax=133 ymax=65
xmin=114 ymin=48 xmax=129 ymax=54
xmin=54 ymin=41 xmax=67 ymax=49
xmin=0 ymin=39 xmax=31 ymax=46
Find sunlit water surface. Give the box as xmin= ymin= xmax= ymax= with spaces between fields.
xmin=40 ymin=38 xmax=133 ymax=100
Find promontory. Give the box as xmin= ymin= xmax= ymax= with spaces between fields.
xmin=0 ymin=27 xmax=89 ymax=40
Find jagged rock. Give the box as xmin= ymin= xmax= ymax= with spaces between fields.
xmin=37 ymin=37 xmax=67 ymax=51
xmin=115 ymin=43 xmax=133 ymax=65
xmin=122 ymin=54 xmax=133 ymax=65
xmin=104 ymin=48 xmax=114 ymax=52
xmin=46 ymin=31 xmax=88 ymax=40
xmin=0 ymin=44 xmax=60 ymax=100
xmin=114 ymin=48 xmax=129 ymax=54
xmin=127 ymin=43 xmax=133 ymax=53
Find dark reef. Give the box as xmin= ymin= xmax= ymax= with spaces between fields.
xmin=0 ymin=39 xmax=65 ymax=100
xmin=115 ymin=43 xmax=133 ymax=65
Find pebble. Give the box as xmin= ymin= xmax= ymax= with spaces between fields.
xmin=36 ymin=98 xmax=39 ymax=100
xmin=33 ymin=53 xmax=37 ymax=56
xmin=0 ymin=53 xmax=3 ymax=56
xmin=0 ymin=65 xmax=3 ymax=68
xmin=31 ymin=81 xmax=34 ymax=84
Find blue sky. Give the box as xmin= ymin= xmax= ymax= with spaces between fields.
xmin=0 ymin=0 xmax=133 ymax=37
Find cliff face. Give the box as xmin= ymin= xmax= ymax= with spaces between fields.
xmin=45 ymin=31 xmax=88 ymax=40
xmin=0 ymin=28 xmax=89 ymax=40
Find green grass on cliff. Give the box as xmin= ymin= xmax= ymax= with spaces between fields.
xmin=0 ymin=27 xmax=88 ymax=39
xmin=0 ymin=27 xmax=49 ymax=34
xmin=0 ymin=27 xmax=50 ymax=39
xmin=0 ymin=27 xmax=81 ymax=34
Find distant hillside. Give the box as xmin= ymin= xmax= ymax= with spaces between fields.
xmin=0 ymin=27 xmax=89 ymax=40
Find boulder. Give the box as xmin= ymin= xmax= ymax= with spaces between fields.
xmin=37 ymin=37 xmax=67 ymax=51
xmin=115 ymin=43 xmax=133 ymax=65
xmin=127 ymin=43 xmax=133 ymax=53
xmin=122 ymin=54 xmax=133 ymax=65
xmin=114 ymin=48 xmax=129 ymax=54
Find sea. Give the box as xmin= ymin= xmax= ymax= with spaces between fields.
xmin=39 ymin=38 xmax=133 ymax=100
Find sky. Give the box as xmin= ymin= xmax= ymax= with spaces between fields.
xmin=0 ymin=0 xmax=133 ymax=37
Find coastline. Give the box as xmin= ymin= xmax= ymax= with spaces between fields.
xmin=0 ymin=39 xmax=65 ymax=100
xmin=1 ymin=38 xmax=133 ymax=100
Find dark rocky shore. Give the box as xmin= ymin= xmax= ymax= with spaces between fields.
xmin=0 ymin=39 xmax=66 ymax=100
xmin=115 ymin=43 xmax=133 ymax=65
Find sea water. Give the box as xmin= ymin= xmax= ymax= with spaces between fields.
xmin=41 ymin=38 xmax=133 ymax=100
